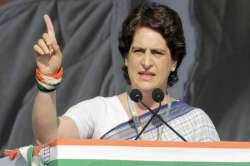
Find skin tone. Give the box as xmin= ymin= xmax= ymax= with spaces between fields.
xmin=33 ymin=15 xmax=80 ymax=143
xmin=118 ymin=27 xmax=177 ymax=116
xmin=33 ymin=15 xmax=62 ymax=75
xmin=32 ymin=16 xmax=176 ymax=143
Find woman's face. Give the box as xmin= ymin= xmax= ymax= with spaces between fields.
xmin=125 ymin=27 xmax=177 ymax=92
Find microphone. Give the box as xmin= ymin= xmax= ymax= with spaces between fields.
xmin=134 ymin=88 xmax=163 ymax=140
xmin=152 ymin=88 xmax=164 ymax=102
xmin=129 ymin=89 xmax=142 ymax=102
xmin=130 ymin=89 xmax=187 ymax=142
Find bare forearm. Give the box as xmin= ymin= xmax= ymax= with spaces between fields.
xmin=32 ymin=91 xmax=58 ymax=143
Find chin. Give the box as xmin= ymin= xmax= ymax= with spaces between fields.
xmin=134 ymin=83 xmax=158 ymax=92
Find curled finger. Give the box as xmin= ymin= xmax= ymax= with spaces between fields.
xmin=33 ymin=44 xmax=45 ymax=56
xmin=38 ymin=39 xmax=50 ymax=55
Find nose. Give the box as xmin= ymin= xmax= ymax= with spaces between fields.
xmin=141 ymin=50 xmax=153 ymax=70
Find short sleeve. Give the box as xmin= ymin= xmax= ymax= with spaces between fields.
xmin=63 ymin=97 xmax=105 ymax=138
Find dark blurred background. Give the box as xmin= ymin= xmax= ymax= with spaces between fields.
xmin=0 ymin=0 xmax=249 ymax=154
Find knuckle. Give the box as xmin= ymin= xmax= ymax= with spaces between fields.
xmin=42 ymin=33 xmax=47 ymax=38
xmin=38 ymin=39 xmax=43 ymax=44
xmin=33 ymin=44 xmax=37 ymax=50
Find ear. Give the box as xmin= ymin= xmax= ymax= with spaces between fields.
xmin=171 ymin=60 xmax=177 ymax=72
xmin=124 ymin=56 xmax=128 ymax=66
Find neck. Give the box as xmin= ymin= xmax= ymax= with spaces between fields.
xmin=131 ymin=90 xmax=169 ymax=113
xmin=140 ymin=91 xmax=155 ymax=108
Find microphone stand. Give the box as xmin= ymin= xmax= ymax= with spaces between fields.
xmin=140 ymin=101 xmax=187 ymax=142
xmin=135 ymin=102 xmax=162 ymax=140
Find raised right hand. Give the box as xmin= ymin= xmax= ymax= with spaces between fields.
xmin=33 ymin=15 xmax=62 ymax=76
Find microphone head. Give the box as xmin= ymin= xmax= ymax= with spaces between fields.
xmin=129 ymin=89 xmax=143 ymax=103
xmin=152 ymin=88 xmax=164 ymax=103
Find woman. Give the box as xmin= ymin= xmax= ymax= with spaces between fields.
xmin=32 ymin=2 xmax=219 ymax=143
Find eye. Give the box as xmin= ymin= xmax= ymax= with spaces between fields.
xmin=133 ymin=49 xmax=143 ymax=53
xmin=151 ymin=50 xmax=165 ymax=57
xmin=131 ymin=48 xmax=145 ymax=55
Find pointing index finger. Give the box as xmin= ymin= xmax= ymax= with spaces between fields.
xmin=44 ymin=14 xmax=55 ymax=37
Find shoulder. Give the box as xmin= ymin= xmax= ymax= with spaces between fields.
xmin=70 ymin=96 xmax=118 ymax=110
xmin=172 ymin=101 xmax=213 ymax=125
xmin=181 ymin=107 xmax=220 ymax=141
xmin=171 ymin=101 xmax=220 ymax=140
xmin=185 ymin=107 xmax=213 ymax=124
xmin=171 ymin=100 xmax=209 ymax=118
xmin=63 ymin=96 xmax=119 ymax=118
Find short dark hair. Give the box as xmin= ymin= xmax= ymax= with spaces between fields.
xmin=118 ymin=2 xmax=186 ymax=87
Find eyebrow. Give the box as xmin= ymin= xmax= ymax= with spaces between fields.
xmin=131 ymin=46 xmax=145 ymax=51
xmin=131 ymin=46 xmax=167 ymax=53
xmin=150 ymin=48 xmax=166 ymax=53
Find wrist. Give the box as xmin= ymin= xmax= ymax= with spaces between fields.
xmin=35 ymin=67 xmax=64 ymax=92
